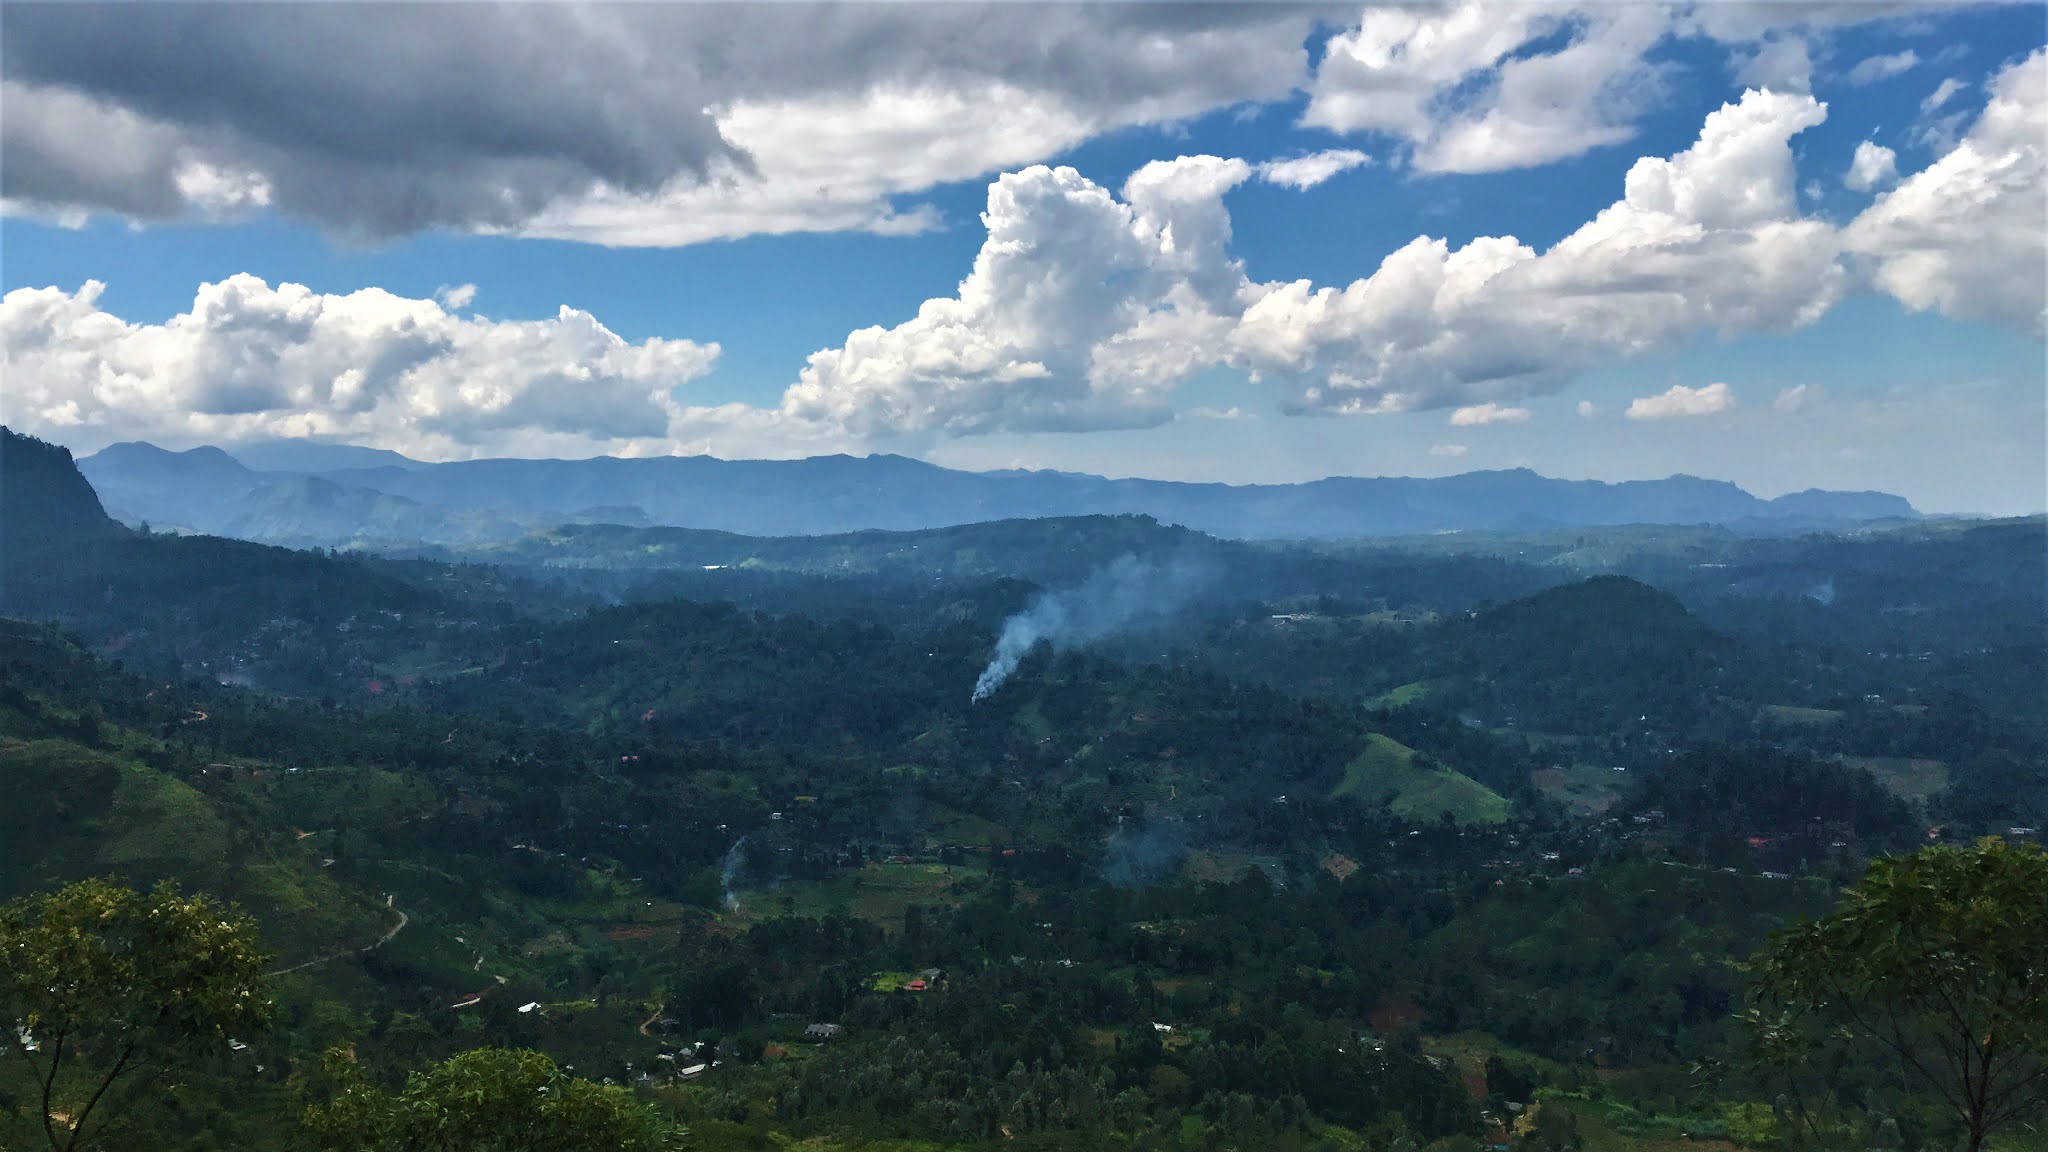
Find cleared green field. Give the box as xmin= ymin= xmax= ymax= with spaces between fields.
xmin=1334 ymin=734 xmax=1510 ymax=826
xmin=1531 ymin=763 xmax=1625 ymax=817
xmin=739 ymin=860 xmax=974 ymax=930
xmin=1840 ymin=756 xmax=1948 ymax=804
xmin=922 ymin=803 xmax=1012 ymax=849
xmin=1181 ymin=852 xmax=1285 ymax=886
xmin=1760 ymin=704 xmax=1844 ymax=727
xmin=1366 ymin=679 xmax=1437 ymax=708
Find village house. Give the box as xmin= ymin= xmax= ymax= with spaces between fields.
xmin=804 ymin=1023 xmax=842 ymax=1040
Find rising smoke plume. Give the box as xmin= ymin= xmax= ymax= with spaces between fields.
xmin=1100 ymin=819 xmax=1193 ymax=888
xmin=972 ymin=552 xmax=1213 ymax=701
xmin=719 ymin=834 xmax=749 ymax=911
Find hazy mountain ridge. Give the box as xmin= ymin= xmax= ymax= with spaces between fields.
xmin=75 ymin=436 xmax=1918 ymax=550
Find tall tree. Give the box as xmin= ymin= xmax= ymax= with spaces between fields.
xmin=1745 ymin=838 xmax=2048 ymax=1152
xmin=0 ymin=878 xmax=272 ymax=1151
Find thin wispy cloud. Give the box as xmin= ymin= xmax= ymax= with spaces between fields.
xmin=1848 ymin=50 xmax=1919 ymax=86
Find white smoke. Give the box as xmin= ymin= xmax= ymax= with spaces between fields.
xmin=719 ymin=834 xmax=749 ymax=911
xmin=971 ymin=552 xmax=1212 ymax=701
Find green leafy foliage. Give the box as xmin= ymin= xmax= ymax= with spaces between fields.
xmin=1746 ymin=838 xmax=2048 ymax=1152
xmin=301 ymin=1046 xmax=671 ymax=1152
xmin=0 ymin=878 xmax=272 ymax=1150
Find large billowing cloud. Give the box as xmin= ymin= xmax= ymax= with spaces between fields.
xmin=0 ymin=3 xmax=1319 ymax=245
xmin=772 ymin=155 xmax=1253 ymax=438
xmin=0 ymin=277 xmax=719 ymax=459
xmin=778 ymin=63 xmax=2043 ymax=441
xmin=1844 ymin=48 xmax=2047 ymax=336
xmin=1231 ymin=88 xmax=1843 ymax=416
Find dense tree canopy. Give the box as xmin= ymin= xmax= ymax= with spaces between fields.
xmin=1746 ymin=838 xmax=2048 ymax=1152
xmin=301 ymin=1046 xmax=672 ymax=1152
xmin=0 ymin=436 xmax=2042 ymax=1150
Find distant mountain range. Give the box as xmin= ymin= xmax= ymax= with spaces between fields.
xmin=69 ymin=435 xmax=1919 ymax=549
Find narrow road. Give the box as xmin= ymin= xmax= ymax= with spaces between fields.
xmin=638 ymin=1003 xmax=665 ymax=1037
xmin=269 ymin=906 xmax=409 ymax=976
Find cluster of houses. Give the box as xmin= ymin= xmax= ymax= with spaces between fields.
xmin=648 ymin=1039 xmax=714 ymax=1083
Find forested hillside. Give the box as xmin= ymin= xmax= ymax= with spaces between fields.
xmin=2 ymin=435 xmax=2041 ymax=1152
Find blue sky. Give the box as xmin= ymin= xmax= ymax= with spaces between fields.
xmin=2 ymin=2 xmax=2043 ymax=513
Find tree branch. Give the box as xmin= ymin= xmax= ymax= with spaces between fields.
xmin=59 ymin=1038 xmax=135 ymax=1152
xmin=1983 ymin=1060 xmax=2048 ymax=1130
xmin=38 ymin=1026 xmax=67 ymax=1152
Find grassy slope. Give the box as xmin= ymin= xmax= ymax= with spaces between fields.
xmin=1333 ymin=734 xmax=1511 ymax=825
xmin=1839 ymin=756 xmax=1949 ymax=805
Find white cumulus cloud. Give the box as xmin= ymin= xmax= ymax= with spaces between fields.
xmin=772 ymin=86 xmax=1850 ymax=443
xmin=1300 ymin=3 xmax=1965 ymax=177
xmin=773 ymin=155 xmax=1253 ymax=439
xmin=1845 ymin=140 xmax=1899 ymax=190
xmin=1626 ymin=381 xmax=1736 ymax=420
xmin=1448 ymin=403 xmax=1530 ymax=425
xmin=1846 ymin=48 xmax=2047 ymax=335
xmin=1305 ymin=3 xmax=1673 ymax=174
xmin=0 ymin=276 xmax=720 ymax=459
xmin=1230 ymin=87 xmax=1843 ymax=417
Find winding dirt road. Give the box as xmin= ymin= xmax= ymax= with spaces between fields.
xmin=268 ymin=905 xmax=409 ymax=976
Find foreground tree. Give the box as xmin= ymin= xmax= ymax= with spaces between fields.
xmin=301 ymin=1046 xmax=672 ymax=1151
xmin=0 ymin=877 xmax=271 ymax=1151
xmin=1745 ymin=838 xmax=2048 ymax=1152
